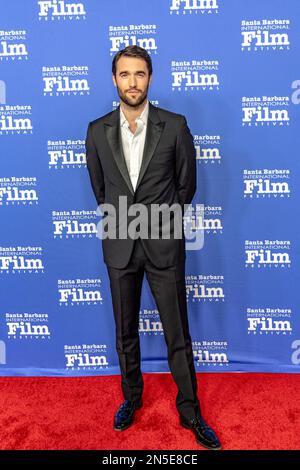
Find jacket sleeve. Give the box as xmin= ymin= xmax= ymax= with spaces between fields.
xmin=175 ymin=116 xmax=197 ymax=211
xmin=85 ymin=122 xmax=105 ymax=206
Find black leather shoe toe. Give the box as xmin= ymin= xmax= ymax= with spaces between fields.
xmin=113 ymin=399 xmax=143 ymax=431
xmin=180 ymin=415 xmax=221 ymax=450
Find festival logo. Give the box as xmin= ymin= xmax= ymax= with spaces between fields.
xmin=184 ymin=203 xmax=222 ymax=240
xmin=0 ymin=177 xmax=38 ymax=205
xmin=170 ymin=0 xmax=219 ymax=15
xmin=52 ymin=210 xmax=97 ymax=238
xmin=241 ymin=95 xmax=290 ymax=126
xmin=194 ymin=134 xmax=222 ymax=165
xmin=193 ymin=340 xmax=229 ymax=367
xmin=0 ymin=30 xmax=28 ymax=61
xmin=48 ymin=138 xmax=86 ymax=169
xmin=241 ymin=19 xmax=290 ymax=52
xmin=6 ymin=312 xmax=51 ymax=339
xmin=42 ymin=65 xmax=90 ymax=96
xmin=109 ymin=24 xmax=157 ymax=54
xmin=245 ymin=240 xmax=291 ymax=268
xmin=186 ymin=274 xmax=225 ymax=303
xmin=243 ymin=169 xmax=291 ymax=198
xmin=38 ymin=0 xmax=86 ymax=21
xmin=139 ymin=308 xmax=164 ymax=336
xmin=171 ymin=59 xmax=220 ymax=91
xmin=64 ymin=344 xmax=109 ymax=371
xmin=0 ymin=246 xmax=45 ymax=274
xmin=0 ymin=104 xmax=33 ymax=135
xmin=247 ymin=307 xmax=292 ymax=335
xmin=58 ymin=278 xmax=103 ymax=306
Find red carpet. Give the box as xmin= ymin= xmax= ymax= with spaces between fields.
xmin=0 ymin=373 xmax=299 ymax=450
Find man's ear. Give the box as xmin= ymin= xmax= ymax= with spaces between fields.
xmin=112 ymin=74 xmax=116 ymax=87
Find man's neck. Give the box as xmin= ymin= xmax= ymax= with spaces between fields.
xmin=120 ymin=98 xmax=148 ymax=124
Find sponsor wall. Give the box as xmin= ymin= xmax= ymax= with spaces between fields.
xmin=1 ymin=0 xmax=300 ymax=376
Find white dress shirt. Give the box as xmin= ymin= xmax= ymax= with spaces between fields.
xmin=120 ymin=99 xmax=149 ymax=192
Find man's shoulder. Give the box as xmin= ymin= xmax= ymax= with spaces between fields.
xmin=89 ymin=102 xmax=186 ymax=129
xmin=89 ymin=108 xmax=115 ymax=128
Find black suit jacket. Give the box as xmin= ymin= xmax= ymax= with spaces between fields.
xmin=85 ymin=101 xmax=196 ymax=269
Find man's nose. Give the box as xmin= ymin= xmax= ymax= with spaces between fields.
xmin=128 ymin=75 xmax=137 ymax=87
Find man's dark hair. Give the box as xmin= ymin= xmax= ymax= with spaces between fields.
xmin=112 ymin=45 xmax=152 ymax=77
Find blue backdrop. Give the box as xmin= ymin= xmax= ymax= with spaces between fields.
xmin=1 ymin=0 xmax=300 ymax=376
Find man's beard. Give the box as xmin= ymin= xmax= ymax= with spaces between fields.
xmin=116 ymin=83 xmax=149 ymax=109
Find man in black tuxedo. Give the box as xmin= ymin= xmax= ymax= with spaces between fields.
xmin=85 ymin=45 xmax=221 ymax=450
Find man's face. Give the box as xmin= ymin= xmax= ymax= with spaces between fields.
xmin=112 ymin=56 xmax=152 ymax=108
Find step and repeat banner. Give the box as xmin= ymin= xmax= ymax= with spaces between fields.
xmin=1 ymin=0 xmax=300 ymax=376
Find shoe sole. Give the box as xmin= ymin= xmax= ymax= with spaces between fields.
xmin=180 ymin=421 xmax=222 ymax=451
xmin=113 ymin=401 xmax=143 ymax=432
xmin=114 ymin=422 xmax=133 ymax=432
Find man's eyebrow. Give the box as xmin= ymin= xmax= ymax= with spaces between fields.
xmin=119 ymin=70 xmax=146 ymax=74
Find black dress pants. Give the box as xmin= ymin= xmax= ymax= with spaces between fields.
xmin=106 ymin=237 xmax=202 ymax=420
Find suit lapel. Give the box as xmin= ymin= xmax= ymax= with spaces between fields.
xmin=104 ymin=101 xmax=165 ymax=196
xmin=104 ymin=118 xmax=135 ymax=195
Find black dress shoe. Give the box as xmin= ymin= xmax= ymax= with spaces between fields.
xmin=180 ymin=415 xmax=222 ymax=450
xmin=113 ymin=399 xmax=143 ymax=431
